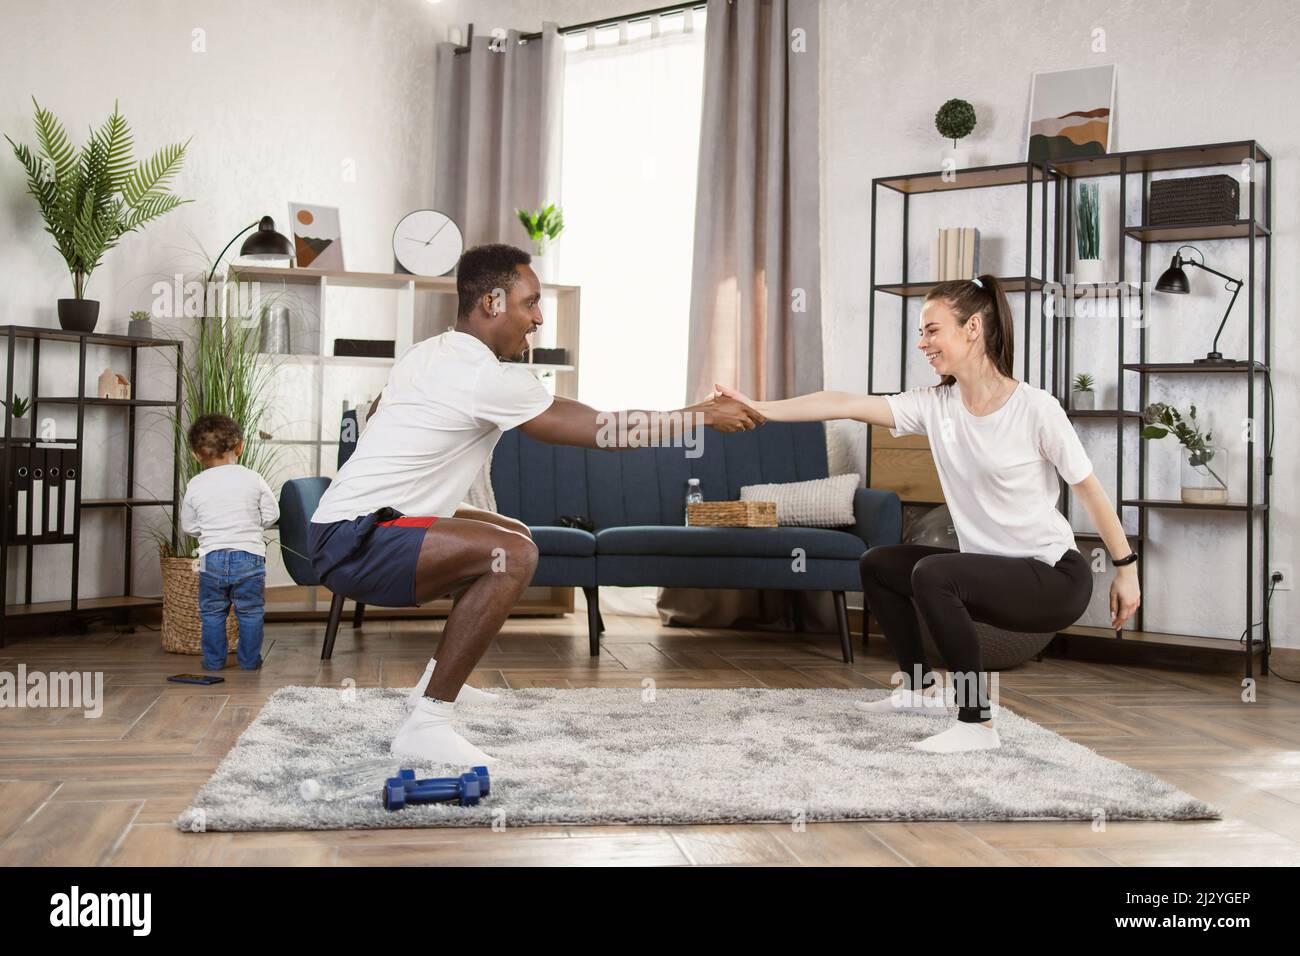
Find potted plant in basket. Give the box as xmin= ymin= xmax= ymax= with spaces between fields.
xmin=6 ymin=98 xmax=190 ymax=333
xmin=150 ymin=272 xmax=282 ymax=656
xmin=1142 ymin=401 xmax=1228 ymax=505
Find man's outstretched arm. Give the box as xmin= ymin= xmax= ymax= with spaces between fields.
xmin=517 ymin=395 xmax=764 ymax=449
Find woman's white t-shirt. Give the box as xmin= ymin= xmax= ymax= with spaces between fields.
xmin=885 ymin=380 xmax=1093 ymax=566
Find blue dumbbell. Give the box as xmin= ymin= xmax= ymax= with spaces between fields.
xmin=383 ymin=766 xmax=491 ymax=811
xmin=390 ymin=766 xmax=491 ymax=798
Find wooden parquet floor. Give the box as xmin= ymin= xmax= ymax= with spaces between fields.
xmin=1 ymin=612 xmax=1298 ymax=867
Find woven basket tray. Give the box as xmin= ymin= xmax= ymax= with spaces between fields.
xmin=160 ymin=555 xmax=239 ymax=655
xmin=1149 ymin=174 xmax=1239 ymax=225
xmin=687 ymin=500 xmax=777 ymax=528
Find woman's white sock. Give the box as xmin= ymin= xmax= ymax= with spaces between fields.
xmin=912 ymin=721 xmax=1001 ymax=753
xmin=390 ymin=697 xmax=495 ymax=766
xmin=406 ymin=658 xmax=500 ymax=710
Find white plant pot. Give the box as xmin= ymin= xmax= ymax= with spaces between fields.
xmin=1074 ymin=259 xmax=1104 ymax=284
xmin=940 ymin=144 xmax=973 ymax=170
xmin=1071 ymin=390 xmax=1096 ymax=410
xmin=8 ymin=417 xmax=30 ymax=439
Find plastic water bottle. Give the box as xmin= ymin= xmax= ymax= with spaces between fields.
xmin=298 ymin=757 xmax=396 ymax=802
xmin=685 ymin=478 xmax=703 ymax=525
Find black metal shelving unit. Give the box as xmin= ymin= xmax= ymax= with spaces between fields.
xmin=1050 ymin=140 xmax=1273 ymax=679
xmin=867 ymin=159 xmax=1061 ymax=489
xmin=1 ymin=325 xmax=182 ymax=642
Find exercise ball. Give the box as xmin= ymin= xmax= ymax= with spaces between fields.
xmin=904 ymin=506 xmax=1055 ymax=668
xmin=905 ymin=504 xmax=958 ymax=549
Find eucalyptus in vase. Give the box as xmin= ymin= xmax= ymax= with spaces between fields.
xmin=1141 ymin=401 xmax=1228 ymax=505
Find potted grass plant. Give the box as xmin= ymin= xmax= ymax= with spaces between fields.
xmin=1142 ymin=401 xmax=1228 ymax=505
xmin=6 ymin=99 xmax=190 ymax=333
xmin=150 ymin=274 xmax=282 ymax=655
xmin=1074 ymin=183 xmax=1103 ymax=284
xmin=1071 ymin=372 xmax=1096 ymax=410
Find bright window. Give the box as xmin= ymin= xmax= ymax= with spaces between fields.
xmin=558 ymin=10 xmax=706 ymax=410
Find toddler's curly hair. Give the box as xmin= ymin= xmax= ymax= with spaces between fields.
xmin=188 ymin=414 xmax=244 ymax=461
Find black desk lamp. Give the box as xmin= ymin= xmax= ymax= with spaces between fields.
xmin=1154 ymin=244 xmax=1242 ymax=365
xmin=206 ymin=216 xmax=294 ymax=286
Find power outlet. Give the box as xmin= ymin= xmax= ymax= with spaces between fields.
xmin=1271 ymin=564 xmax=1293 ymax=592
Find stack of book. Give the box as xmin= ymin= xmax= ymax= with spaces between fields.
xmin=933 ymin=227 xmax=980 ymax=280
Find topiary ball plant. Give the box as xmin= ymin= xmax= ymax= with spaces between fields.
xmin=935 ymin=98 xmax=977 ymax=148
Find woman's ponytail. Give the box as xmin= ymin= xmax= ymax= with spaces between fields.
xmin=924 ymin=273 xmax=1015 ymax=386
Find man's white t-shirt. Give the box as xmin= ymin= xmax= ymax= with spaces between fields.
xmin=312 ymin=329 xmax=554 ymax=523
xmin=885 ymin=380 xmax=1093 ymax=566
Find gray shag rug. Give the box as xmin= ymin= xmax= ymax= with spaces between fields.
xmin=175 ymin=686 xmax=1216 ymax=831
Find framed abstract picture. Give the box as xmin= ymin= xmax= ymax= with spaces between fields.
xmin=1026 ymin=64 xmax=1116 ymax=162
xmin=288 ymin=202 xmax=345 ymax=270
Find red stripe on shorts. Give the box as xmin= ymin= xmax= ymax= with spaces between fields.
xmin=377 ymin=516 xmax=439 ymax=528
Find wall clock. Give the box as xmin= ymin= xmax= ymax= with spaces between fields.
xmin=393 ymin=209 xmax=463 ymax=276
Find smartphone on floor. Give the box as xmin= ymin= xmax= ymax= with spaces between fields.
xmin=168 ymin=674 xmax=225 ymax=685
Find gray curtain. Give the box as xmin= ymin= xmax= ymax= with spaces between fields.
xmin=684 ymin=0 xmax=822 ymax=404
xmin=662 ymin=0 xmax=831 ymax=634
xmin=433 ymin=25 xmax=564 ymax=249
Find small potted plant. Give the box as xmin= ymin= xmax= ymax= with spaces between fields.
xmin=516 ymin=203 xmax=564 ymax=281
xmin=1142 ymin=401 xmax=1228 ymax=505
xmin=934 ymin=98 xmax=977 ymax=168
xmin=128 ymin=309 xmax=153 ymax=340
xmin=1071 ymin=372 xmax=1096 ymax=410
xmin=6 ymin=98 xmax=190 ymax=333
xmin=2 ymin=395 xmax=31 ymax=439
xmin=1074 ymin=183 xmax=1103 ymax=284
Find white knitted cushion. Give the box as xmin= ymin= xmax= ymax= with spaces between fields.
xmin=739 ymin=473 xmax=860 ymax=527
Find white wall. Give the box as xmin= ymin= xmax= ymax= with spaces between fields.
xmin=821 ymin=0 xmax=1299 ymax=647
xmin=5 ymin=0 xmax=1295 ymax=650
xmin=0 ymin=0 xmax=459 ymax=602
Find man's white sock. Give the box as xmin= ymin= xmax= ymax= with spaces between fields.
xmin=912 ymin=721 xmax=1001 ymax=754
xmin=855 ymin=685 xmax=950 ymax=715
xmin=391 ymin=697 xmax=496 ymax=766
xmin=406 ymin=658 xmax=500 ymax=710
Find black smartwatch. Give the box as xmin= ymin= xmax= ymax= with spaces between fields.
xmin=1113 ymin=551 xmax=1138 ymax=567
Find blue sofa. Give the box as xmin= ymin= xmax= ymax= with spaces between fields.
xmin=490 ymin=421 xmax=903 ymax=661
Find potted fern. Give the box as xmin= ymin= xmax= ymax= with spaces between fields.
xmin=516 ymin=203 xmax=564 ymax=281
xmin=934 ymin=98 xmax=977 ymax=168
xmin=6 ymin=99 xmax=190 ymax=333
xmin=1142 ymin=401 xmax=1228 ymax=505
xmin=2 ymin=395 xmax=31 ymax=439
xmin=1074 ymin=182 xmax=1103 ymax=284
xmin=1071 ymin=372 xmax=1096 ymax=410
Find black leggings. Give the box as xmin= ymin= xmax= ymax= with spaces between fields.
xmin=858 ymin=545 xmax=1093 ymax=722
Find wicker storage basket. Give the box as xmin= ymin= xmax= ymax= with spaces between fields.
xmin=160 ymin=555 xmax=239 ymax=655
xmin=1148 ymin=174 xmax=1239 ymax=225
xmin=687 ymin=500 xmax=778 ymax=528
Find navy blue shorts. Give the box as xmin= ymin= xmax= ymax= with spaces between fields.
xmin=308 ymin=510 xmax=437 ymax=607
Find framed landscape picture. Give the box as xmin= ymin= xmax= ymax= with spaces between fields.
xmin=288 ymin=202 xmax=345 ymax=270
xmin=1026 ymin=64 xmax=1116 ymax=162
